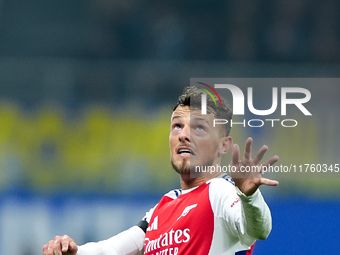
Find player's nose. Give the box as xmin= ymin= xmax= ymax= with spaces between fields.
xmin=179 ymin=124 xmax=190 ymax=142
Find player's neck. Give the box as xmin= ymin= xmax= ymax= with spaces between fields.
xmin=180 ymin=174 xmax=212 ymax=190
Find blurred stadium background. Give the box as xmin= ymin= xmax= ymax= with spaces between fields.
xmin=0 ymin=0 xmax=339 ymax=254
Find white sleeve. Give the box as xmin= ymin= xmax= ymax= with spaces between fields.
xmin=77 ymin=226 xmax=145 ymax=255
xmin=209 ymin=179 xmax=272 ymax=247
xmin=235 ymin=187 xmax=272 ymax=241
xmin=76 ymin=205 xmax=157 ymax=255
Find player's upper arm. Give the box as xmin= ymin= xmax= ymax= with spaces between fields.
xmin=209 ymin=177 xmax=272 ymax=247
xmin=209 ymin=178 xmax=260 ymax=247
xmin=209 ymin=178 xmax=243 ymax=237
xmin=77 ymin=204 xmax=158 ymax=255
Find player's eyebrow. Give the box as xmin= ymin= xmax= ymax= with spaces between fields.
xmin=191 ymin=116 xmax=209 ymax=124
xmin=171 ymin=115 xmax=181 ymax=121
xmin=193 ymin=117 xmax=208 ymax=121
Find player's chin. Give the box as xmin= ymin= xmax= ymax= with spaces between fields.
xmin=171 ymin=159 xmax=191 ymax=175
xmin=172 ymin=154 xmax=190 ymax=164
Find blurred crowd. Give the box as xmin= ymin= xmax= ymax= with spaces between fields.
xmin=0 ymin=0 xmax=339 ymax=62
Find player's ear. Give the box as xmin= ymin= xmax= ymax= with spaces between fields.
xmin=219 ymin=136 xmax=233 ymax=156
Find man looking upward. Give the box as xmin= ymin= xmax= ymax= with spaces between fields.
xmin=43 ymin=86 xmax=279 ymax=255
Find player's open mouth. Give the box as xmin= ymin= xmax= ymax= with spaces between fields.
xmin=177 ymin=147 xmax=195 ymax=156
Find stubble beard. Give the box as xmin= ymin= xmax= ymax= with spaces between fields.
xmin=171 ymin=157 xmax=215 ymax=177
xmin=171 ymin=158 xmax=191 ymax=175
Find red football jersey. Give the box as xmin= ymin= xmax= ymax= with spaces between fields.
xmin=143 ymin=177 xmax=266 ymax=255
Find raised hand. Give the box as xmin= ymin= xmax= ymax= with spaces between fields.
xmin=230 ymin=137 xmax=279 ymax=196
xmin=42 ymin=235 xmax=78 ymax=255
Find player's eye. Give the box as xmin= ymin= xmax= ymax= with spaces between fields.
xmin=173 ymin=123 xmax=182 ymax=130
xmin=197 ymin=125 xmax=204 ymax=131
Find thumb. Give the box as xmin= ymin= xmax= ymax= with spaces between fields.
xmin=62 ymin=241 xmax=78 ymax=254
xmin=260 ymin=178 xmax=279 ymax=186
xmin=69 ymin=242 xmax=78 ymax=253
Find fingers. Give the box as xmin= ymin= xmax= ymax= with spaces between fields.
xmin=233 ymin=138 xmax=276 ymax=167
xmin=68 ymin=240 xmax=78 ymax=253
xmin=42 ymin=235 xmax=77 ymax=255
xmin=61 ymin=235 xmax=71 ymax=252
xmin=231 ymin=143 xmax=240 ymax=165
xmin=262 ymin=155 xmax=279 ymax=168
xmin=246 ymin=138 xmax=278 ymax=167
xmin=253 ymin=145 xmax=268 ymax=165
xmin=42 ymin=239 xmax=56 ymax=255
xmin=243 ymin=137 xmax=252 ymax=160
xmin=53 ymin=237 xmax=63 ymax=255
xmin=42 ymin=243 xmax=49 ymax=255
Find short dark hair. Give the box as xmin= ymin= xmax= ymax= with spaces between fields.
xmin=173 ymin=86 xmax=232 ymax=136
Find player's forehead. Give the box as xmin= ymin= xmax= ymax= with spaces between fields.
xmin=171 ymin=105 xmax=190 ymax=119
xmin=171 ymin=105 xmax=214 ymax=123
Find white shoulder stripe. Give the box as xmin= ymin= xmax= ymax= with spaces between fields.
xmin=164 ymin=189 xmax=182 ymax=199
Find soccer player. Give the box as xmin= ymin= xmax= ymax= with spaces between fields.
xmin=43 ymin=86 xmax=279 ymax=255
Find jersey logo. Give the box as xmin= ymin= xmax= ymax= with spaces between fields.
xmin=147 ymin=216 xmax=158 ymax=231
xmin=177 ymin=204 xmax=198 ymax=220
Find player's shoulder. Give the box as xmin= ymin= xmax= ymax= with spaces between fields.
xmin=208 ymin=175 xmax=241 ymax=215
xmin=209 ymin=174 xmax=235 ymax=187
xmin=163 ymin=188 xmax=183 ymax=199
xmin=208 ymin=174 xmax=237 ymax=197
xmin=142 ymin=188 xmax=182 ymax=222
